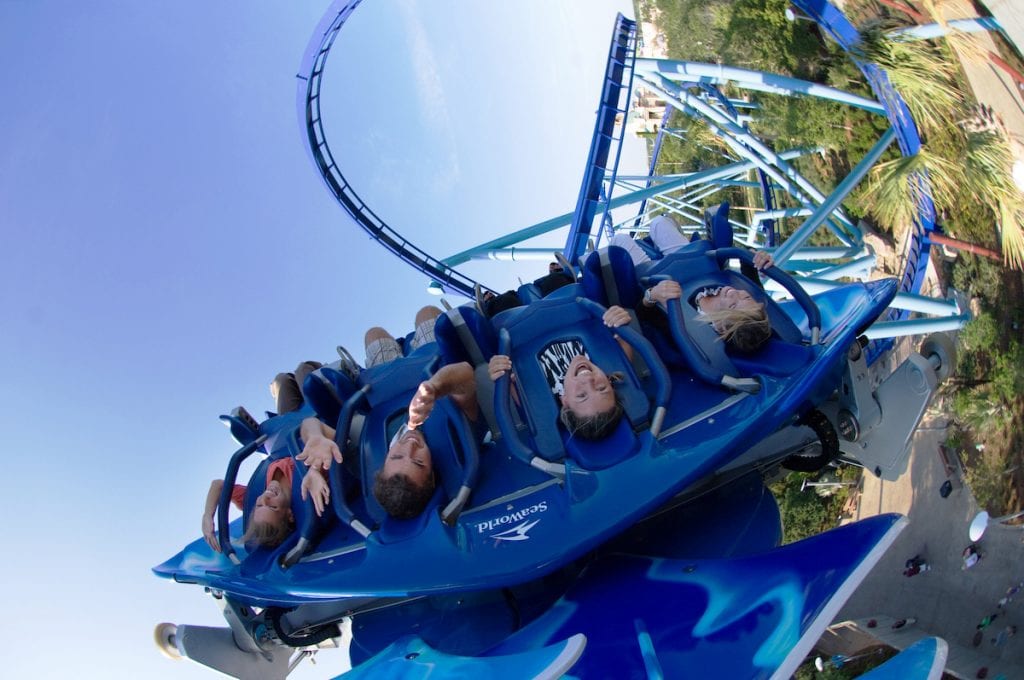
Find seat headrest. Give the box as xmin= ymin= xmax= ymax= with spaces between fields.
xmin=704 ymin=202 xmax=734 ymax=250
xmin=302 ymin=367 xmax=357 ymax=426
xmin=435 ymin=304 xmax=498 ymax=367
xmin=360 ymin=351 xmax=438 ymax=409
xmin=517 ymin=282 xmax=543 ymax=305
xmin=563 ymin=417 xmax=639 ymax=470
xmin=544 ymin=282 xmax=582 ymax=300
xmin=582 ymin=246 xmax=642 ymax=309
xmin=731 ymin=338 xmax=814 ymax=377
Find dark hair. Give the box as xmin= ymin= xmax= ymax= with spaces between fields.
xmin=704 ymin=304 xmax=771 ymax=354
xmin=559 ymin=389 xmax=625 ymax=440
xmin=241 ymin=516 xmax=295 ymax=549
xmin=373 ymin=471 xmax=436 ymax=519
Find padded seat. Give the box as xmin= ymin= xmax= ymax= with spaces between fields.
xmin=563 ymin=417 xmax=639 ymax=470
xmin=371 ymin=399 xmax=479 ymax=544
xmin=351 ymin=351 xmax=479 ymax=539
xmin=235 ymin=416 xmax=330 ymax=571
xmin=302 ymin=365 xmax=358 ymax=428
xmin=494 ymin=296 xmax=652 ymax=462
xmin=637 ymin=246 xmax=810 ymax=383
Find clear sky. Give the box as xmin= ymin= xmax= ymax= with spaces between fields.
xmin=0 ymin=1 xmax=641 ymax=677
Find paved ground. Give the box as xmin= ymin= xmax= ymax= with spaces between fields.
xmin=829 ymin=326 xmax=1024 ymax=679
xmin=824 ymin=7 xmax=1024 ymax=678
xmin=950 ymin=0 xmax=1024 ymax=177
xmin=834 ymin=407 xmax=1024 ymax=678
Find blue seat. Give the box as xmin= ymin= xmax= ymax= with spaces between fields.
xmin=493 ymin=296 xmax=658 ymax=462
xmin=637 ymin=245 xmax=819 ymax=388
xmin=210 ymin=409 xmax=334 ymax=570
xmin=370 ymin=398 xmax=481 ymax=544
xmin=516 ymin=282 xmax=544 ymax=305
xmin=341 ymin=347 xmax=480 ymax=539
xmin=704 ymin=202 xmax=734 ymax=250
xmin=581 ymin=245 xmax=643 ymax=310
xmin=563 ymin=417 xmax=640 ymax=470
xmin=302 ymin=365 xmax=358 ymax=428
xmin=434 ymin=304 xmax=498 ymax=368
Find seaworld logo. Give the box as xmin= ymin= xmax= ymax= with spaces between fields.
xmin=475 ymin=502 xmax=548 ymax=541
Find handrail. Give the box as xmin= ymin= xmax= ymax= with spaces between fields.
xmin=216 ymin=434 xmax=269 ymax=564
xmin=328 ymin=385 xmax=373 ymax=538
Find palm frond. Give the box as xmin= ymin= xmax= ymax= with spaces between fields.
xmin=857 ymin=153 xmax=926 ymax=230
xmin=854 ymin=25 xmax=965 ymax=137
xmin=963 ymin=130 xmax=1015 ymax=195
xmin=998 ymin=199 xmax=1024 ymax=269
xmin=961 ymin=130 xmax=1024 ymax=268
xmin=857 ymin=148 xmax=967 ymax=234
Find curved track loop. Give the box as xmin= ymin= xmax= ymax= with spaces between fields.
xmin=296 ymin=0 xmax=480 ymax=297
xmin=296 ymin=0 xmax=940 ymax=333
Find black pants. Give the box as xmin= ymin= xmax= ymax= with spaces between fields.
xmin=271 ymin=361 xmax=323 ymax=414
xmin=483 ymin=272 xmax=573 ymax=318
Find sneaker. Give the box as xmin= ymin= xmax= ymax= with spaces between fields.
xmin=233 ymin=406 xmax=260 ymax=433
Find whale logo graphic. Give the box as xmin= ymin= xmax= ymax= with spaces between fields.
xmin=490 ymin=518 xmax=541 ymax=542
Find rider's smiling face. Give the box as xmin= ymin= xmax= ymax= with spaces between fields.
xmin=252 ymin=479 xmax=293 ymax=529
xmin=700 ymin=286 xmax=758 ymax=314
xmin=383 ymin=428 xmax=433 ymax=487
xmin=560 ymin=354 xmax=615 ymax=419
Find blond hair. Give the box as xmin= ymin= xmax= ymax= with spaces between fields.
xmin=703 ymin=304 xmax=771 ymax=353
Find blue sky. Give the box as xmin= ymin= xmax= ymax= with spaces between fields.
xmin=0 ymin=1 xmax=640 ymax=677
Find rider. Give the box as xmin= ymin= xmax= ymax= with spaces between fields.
xmin=487 ymin=304 xmax=633 ymax=441
xmin=201 ymin=348 xmax=354 ymax=552
xmin=374 ymin=360 xmax=484 ymax=519
xmin=611 ymin=214 xmax=774 ymax=353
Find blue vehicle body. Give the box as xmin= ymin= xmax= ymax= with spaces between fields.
xmin=155 ymin=263 xmax=902 ymax=677
xmin=155 ymin=275 xmax=895 ymax=606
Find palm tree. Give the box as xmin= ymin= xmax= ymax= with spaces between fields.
xmin=851 ymin=24 xmax=1024 ymax=268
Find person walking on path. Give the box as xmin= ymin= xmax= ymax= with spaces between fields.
xmin=978 ymin=613 xmax=999 ymax=631
xmin=991 ymin=625 xmax=1017 ymax=647
xmin=904 ymin=555 xmax=931 ymax=577
xmin=891 ymin=617 xmax=917 ymax=630
xmin=963 ymin=544 xmax=984 ymax=570
xmin=998 ymin=583 xmax=1022 ymax=608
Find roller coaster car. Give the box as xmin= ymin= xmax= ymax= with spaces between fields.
xmin=153 ymin=253 xmax=946 ymax=678
xmin=588 ymin=239 xmax=953 ymax=482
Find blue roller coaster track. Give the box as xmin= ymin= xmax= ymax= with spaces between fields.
xmin=296 ymin=0 xmax=954 ymax=361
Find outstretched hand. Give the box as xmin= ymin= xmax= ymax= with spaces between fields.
xmin=602 ymin=305 xmax=631 ymax=329
xmin=753 ymin=250 xmax=775 ymax=271
xmin=301 ymin=469 xmax=330 ymax=517
xmin=488 ymin=354 xmax=512 ymax=382
xmin=408 ymin=380 xmax=437 ymax=430
xmin=202 ymin=513 xmax=220 ymax=552
xmin=296 ymin=434 xmax=342 ymax=471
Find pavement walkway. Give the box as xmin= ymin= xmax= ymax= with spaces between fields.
xmin=825 ymin=8 xmax=1024 ymax=678
xmin=830 ymin=334 xmax=1024 ymax=678
xmin=834 ymin=408 xmax=1024 ymax=678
